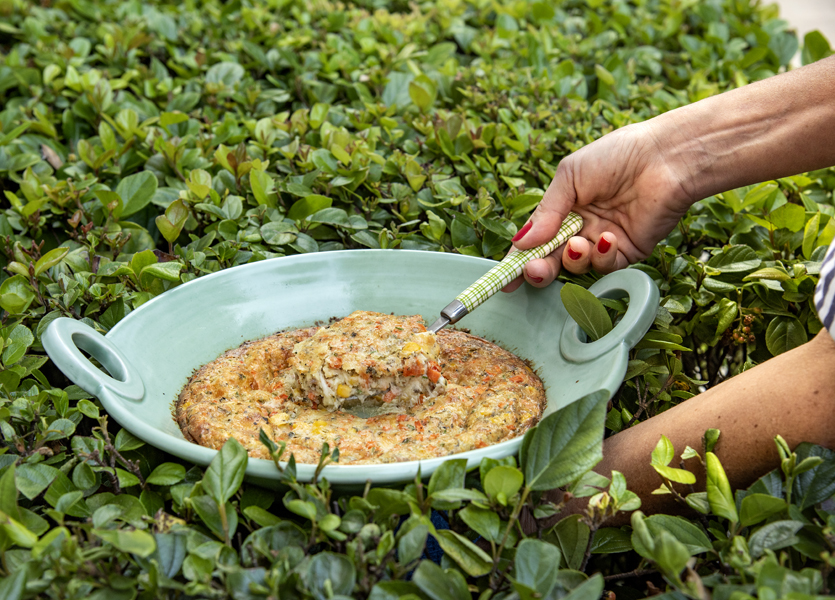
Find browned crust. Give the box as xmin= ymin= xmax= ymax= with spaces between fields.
xmin=174 ymin=324 xmax=545 ymax=464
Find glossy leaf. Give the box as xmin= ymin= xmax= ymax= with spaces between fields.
xmin=520 ymin=390 xmax=607 ymax=491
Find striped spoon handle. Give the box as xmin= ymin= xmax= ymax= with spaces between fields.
xmin=428 ymin=212 xmax=584 ymax=332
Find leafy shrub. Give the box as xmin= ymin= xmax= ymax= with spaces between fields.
xmin=1 ymin=0 xmax=834 ymax=597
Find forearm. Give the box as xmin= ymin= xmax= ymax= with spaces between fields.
xmin=646 ymin=56 xmax=835 ymax=202
xmin=571 ymin=330 xmax=835 ymax=524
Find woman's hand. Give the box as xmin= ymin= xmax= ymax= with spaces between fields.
xmin=503 ymin=121 xmax=695 ymax=292
xmin=503 ymin=56 xmax=835 ymax=293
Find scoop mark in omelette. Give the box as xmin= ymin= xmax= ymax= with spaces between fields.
xmin=286 ymin=311 xmax=447 ymax=410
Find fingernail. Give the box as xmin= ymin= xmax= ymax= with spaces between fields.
xmin=567 ymin=245 xmax=582 ymax=261
xmin=512 ymin=222 xmax=532 ymax=242
xmin=529 ymin=276 xmax=543 ymax=283
xmin=597 ymin=236 xmax=611 ymax=253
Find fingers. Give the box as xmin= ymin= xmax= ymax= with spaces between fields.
xmin=501 ymin=246 xmax=563 ymax=292
xmin=502 ymin=231 xmax=627 ymax=293
xmin=562 ymin=232 xmax=628 ymax=275
xmin=522 ymin=249 xmax=564 ymax=288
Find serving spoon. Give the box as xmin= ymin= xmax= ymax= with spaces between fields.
xmin=427 ymin=212 xmax=583 ymax=333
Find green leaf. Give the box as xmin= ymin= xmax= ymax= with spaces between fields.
xmin=117 ymin=171 xmax=158 ymax=218
xmin=202 ymin=437 xmax=247 ymax=505
xmin=594 ymin=64 xmax=615 ymax=86
xmin=743 ymin=267 xmax=790 ymax=282
xmin=250 ymin=169 xmax=276 ymax=207
xmin=0 ymin=466 xmax=19 ymax=522
xmin=260 ymin=222 xmax=297 ymax=246
xmin=706 ymin=452 xmax=738 ymax=523
xmin=0 ymin=275 xmax=36 ymax=314
xmin=748 ymin=520 xmax=804 ymax=558
xmin=304 ymin=552 xmax=356 ymax=598
xmin=397 ymin=523 xmax=428 ymax=565
xmin=802 ymin=212 xmax=821 ymax=259
xmin=242 ymin=506 xmax=282 ymax=527
xmin=483 ymin=465 xmax=523 ymax=505
xmin=801 ymin=30 xmax=832 ymax=65
xmin=147 ymin=463 xmax=186 ymax=486
xmin=368 ymin=582 xmax=425 ymax=600
xmin=412 ymin=560 xmax=470 ymax=600
xmin=652 ymin=530 xmax=691 ymax=578
xmin=765 ymin=316 xmax=808 ymax=356
xmin=309 ymin=103 xmax=330 ymax=129
xmin=520 ymin=391 xmax=607 ymax=490
xmin=739 ymin=493 xmax=787 ymax=527
xmin=140 ymin=262 xmax=183 ymax=283
xmin=0 ymin=569 xmax=26 ymax=600
xmin=792 ymin=443 xmax=835 ymax=509
xmin=288 ymin=195 xmax=332 ymax=221
xmin=635 ymin=515 xmax=711 ymax=557
xmin=15 ymin=464 xmax=59 ymax=500
xmin=560 ymin=573 xmax=604 ymax=600
xmin=408 ymin=75 xmax=437 ymax=112
xmin=652 ymin=464 xmax=696 ymax=485
xmin=159 ymin=111 xmax=189 ymax=129
xmin=34 ymin=247 xmax=69 ymax=277
xmin=550 ymin=515 xmax=589 ymax=570
xmin=590 ymin=527 xmax=633 ymax=554
xmin=706 ymin=245 xmax=761 ymax=273
xmin=766 ymin=202 xmax=805 ymax=232
xmin=704 ymin=429 xmax=720 ymax=454
xmin=206 ymin=61 xmax=245 ymax=86
xmin=560 ymin=283 xmax=612 ymax=341
xmin=651 ymin=435 xmax=675 ymax=467
xmin=513 ymin=539 xmax=561 ymax=597
xmin=94 ymin=528 xmax=156 ymax=557
xmin=433 ymin=530 xmax=491 ymax=577
xmin=457 ymin=505 xmax=500 ymax=542
xmin=2 ymin=324 xmax=33 ymax=366
xmin=114 ymin=428 xmax=144 ymax=451
xmin=633 ymin=331 xmax=690 ymax=351
xmin=427 ymin=458 xmax=466 ymax=510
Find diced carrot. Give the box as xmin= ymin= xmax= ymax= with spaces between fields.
xmin=382 ymin=390 xmax=396 ymax=403
xmin=403 ymin=359 xmax=423 ymax=377
xmin=509 ymin=374 xmax=525 ymax=383
xmin=427 ymin=364 xmax=442 ymax=384
xmin=327 ymin=356 xmax=343 ymax=368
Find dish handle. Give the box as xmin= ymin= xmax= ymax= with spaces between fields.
xmin=42 ymin=318 xmax=145 ymax=401
xmin=559 ymin=269 xmax=659 ymax=363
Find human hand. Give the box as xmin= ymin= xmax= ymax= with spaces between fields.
xmin=503 ymin=121 xmax=696 ymax=292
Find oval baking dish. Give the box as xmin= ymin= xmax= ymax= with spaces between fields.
xmin=42 ymin=250 xmax=658 ymax=486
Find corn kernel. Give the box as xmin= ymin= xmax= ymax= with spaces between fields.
xmin=401 ymin=342 xmax=421 ymax=355
xmin=337 ymin=384 xmax=351 ymax=398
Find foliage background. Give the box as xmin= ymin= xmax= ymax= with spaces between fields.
xmin=1 ymin=0 xmax=835 ymax=597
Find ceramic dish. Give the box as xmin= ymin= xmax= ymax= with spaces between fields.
xmin=42 ymin=250 xmax=658 ymax=486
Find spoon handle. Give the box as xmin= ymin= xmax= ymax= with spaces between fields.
xmin=428 ymin=212 xmax=584 ymax=332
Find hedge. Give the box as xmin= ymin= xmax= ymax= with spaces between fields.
xmin=1 ymin=0 xmax=835 ymax=597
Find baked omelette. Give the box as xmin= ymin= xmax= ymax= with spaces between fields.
xmin=175 ymin=311 xmax=545 ymax=464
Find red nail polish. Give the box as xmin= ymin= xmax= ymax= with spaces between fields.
xmin=567 ymin=246 xmax=582 ymax=261
xmin=597 ymin=237 xmax=611 ymax=253
xmin=530 ymin=276 xmax=543 ymax=283
xmin=512 ymin=222 xmax=532 ymax=242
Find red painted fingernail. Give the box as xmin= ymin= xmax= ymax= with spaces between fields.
xmin=597 ymin=236 xmax=611 ymax=253
xmin=567 ymin=245 xmax=582 ymax=261
xmin=529 ymin=276 xmax=543 ymax=283
xmin=512 ymin=222 xmax=532 ymax=242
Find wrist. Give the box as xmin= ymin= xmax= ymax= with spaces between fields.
xmin=641 ymin=57 xmax=835 ymax=201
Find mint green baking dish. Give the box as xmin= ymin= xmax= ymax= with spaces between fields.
xmin=42 ymin=250 xmax=658 ymax=486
